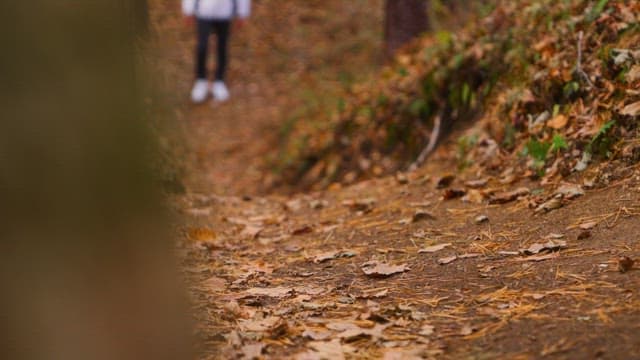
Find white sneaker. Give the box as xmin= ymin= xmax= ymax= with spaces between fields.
xmin=212 ymin=81 xmax=230 ymax=102
xmin=191 ymin=79 xmax=210 ymax=103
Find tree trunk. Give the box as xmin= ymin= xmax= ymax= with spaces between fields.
xmin=384 ymin=0 xmax=430 ymax=58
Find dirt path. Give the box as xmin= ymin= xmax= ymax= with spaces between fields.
xmin=177 ymin=157 xmax=640 ymax=359
xmin=151 ymin=1 xmax=640 ymax=358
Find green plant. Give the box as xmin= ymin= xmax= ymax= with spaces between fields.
xmin=550 ymin=134 xmax=569 ymax=154
xmin=588 ymin=120 xmax=616 ymax=156
xmin=586 ymin=0 xmax=608 ymax=23
xmin=525 ymin=138 xmax=552 ymax=173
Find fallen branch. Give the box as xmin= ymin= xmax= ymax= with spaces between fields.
xmin=408 ymin=110 xmax=443 ymax=172
xmin=574 ymin=31 xmax=596 ymax=88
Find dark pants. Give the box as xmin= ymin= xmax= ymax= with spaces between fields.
xmin=196 ymin=19 xmax=230 ymax=81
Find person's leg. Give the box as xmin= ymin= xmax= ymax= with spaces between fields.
xmin=211 ymin=20 xmax=231 ymax=102
xmin=213 ymin=20 xmax=231 ymax=82
xmin=195 ymin=19 xmax=212 ymax=80
xmin=192 ymin=19 xmax=213 ymax=103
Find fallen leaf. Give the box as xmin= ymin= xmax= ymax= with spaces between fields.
xmin=292 ymin=225 xmax=314 ymax=236
xmin=244 ymin=286 xmax=293 ymax=298
xmin=343 ymin=198 xmax=376 ymax=213
xmin=241 ymin=224 xmax=263 ymax=239
xmin=353 ymin=288 xmax=389 ymax=299
xmin=437 ymin=255 xmax=458 ymax=265
xmin=298 ymin=339 xmax=353 ymax=360
xmin=361 ymin=261 xmax=409 ymax=277
xmin=489 ymin=187 xmax=530 ymax=204
xmin=627 ymin=65 xmax=640 ymax=83
xmin=534 ymin=197 xmax=563 ymax=214
xmin=460 ymin=325 xmax=476 ymax=336
xmin=573 ymin=152 xmax=592 ymax=172
xmin=547 ymin=114 xmax=568 ymax=129
xmin=443 ymin=188 xmax=467 ymax=200
xmin=618 ymin=256 xmax=635 ymax=273
xmin=462 ymin=189 xmax=486 ymax=204
xmin=515 ymin=252 xmax=560 ymax=262
xmin=241 ymin=343 xmax=264 ymax=359
xmin=419 ymin=324 xmax=435 ymax=336
xmin=285 ymin=198 xmax=304 ymax=212
xmin=186 ymin=227 xmax=217 ymax=242
xmin=302 ymin=328 xmax=333 ymax=341
xmin=545 ymin=233 xmax=565 ymax=239
xmin=530 ymin=293 xmax=546 ymax=300
xmin=579 ymin=221 xmax=597 ymax=230
xmin=474 ymin=215 xmax=489 ymax=224
xmin=577 ymin=231 xmax=591 ymax=240
xmin=555 ymin=184 xmax=585 ymax=199
xmin=203 ymin=276 xmax=227 ymax=291
xmin=336 ymin=323 xmax=387 ymax=341
xmin=458 ymin=253 xmax=482 ymax=259
xmin=418 ymin=243 xmax=452 ymax=253
xmin=436 ymin=174 xmax=455 ymax=189
xmin=312 ymin=249 xmax=358 ymax=263
xmin=464 ymin=178 xmax=488 ymax=188
xmin=412 ymin=210 xmax=436 ymax=222
xmin=396 ymin=172 xmax=409 ymax=184
xmin=520 ymin=240 xmax=567 ymax=255
xmin=239 ymin=316 xmax=281 ymax=332
xmin=620 ymin=101 xmax=640 ymax=116
xmin=310 ymin=199 xmax=329 ymax=210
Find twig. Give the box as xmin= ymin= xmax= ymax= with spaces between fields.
xmin=408 ymin=110 xmax=443 ymax=172
xmin=575 ymin=31 xmax=596 ymax=88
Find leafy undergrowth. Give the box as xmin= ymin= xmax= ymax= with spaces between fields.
xmin=272 ymin=0 xmax=640 ymax=192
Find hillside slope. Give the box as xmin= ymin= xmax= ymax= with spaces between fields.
xmin=274 ymin=0 xmax=640 ymax=193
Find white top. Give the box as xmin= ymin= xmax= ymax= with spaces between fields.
xmin=182 ymin=0 xmax=251 ymax=20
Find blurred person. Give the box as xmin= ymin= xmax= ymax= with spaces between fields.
xmin=183 ymin=0 xmax=252 ymax=103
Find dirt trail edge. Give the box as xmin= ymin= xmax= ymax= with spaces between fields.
xmin=176 ymin=159 xmax=640 ymax=359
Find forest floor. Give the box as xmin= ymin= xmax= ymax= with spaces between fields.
xmin=152 ymin=1 xmax=640 ymax=359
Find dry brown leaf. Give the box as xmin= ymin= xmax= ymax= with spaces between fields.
xmin=238 ymin=316 xmax=281 ymax=332
xmin=412 ymin=210 xmax=436 ymax=222
xmin=443 ymin=188 xmax=467 ymax=200
xmin=298 ymin=339 xmax=354 ymax=360
xmin=361 ymin=261 xmax=409 ymax=277
xmin=244 ymin=286 xmax=293 ymax=298
xmin=534 ymin=197 xmax=563 ymax=214
xmin=579 ymin=221 xmax=597 ymax=230
xmin=419 ymin=324 xmax=435 ymax=336
xmin=336 ymin=323 xmax=387 ymax=341
xmin=489 ymin=187 xmax=530 ymax=204
xmin=520 ymin=240 xmax=567 ymax=255
xmin=203 ymin=276 xmax=227 ymax=291
xmin=312 ymin=249 xmax=358 ymax=263
xmin=515 ymin=252 xmax=560 ymax=262
xmin=464 ymin=178 xmax=488 ymax=188
xmin=618 ymin=256 xmax=635 ymax=273
xmin=547 ymin=114 xmax=568 ymax=129
xmin=436 ymin=174 xmax=455 ymax=189
xmin=555 ymin=184 xmax=584 ymax=199
xmin=241 ymin=343 xmax=264 ymax=359
xmin=241 ymin=224 xmax=263 ymax=239
xmin=302 ymin=328 xmax=333 ymax=341
xmin=474 ymin=215 xmax=489 ymax=224
xmin=418 ymin=243 xmax=452 ymax=253
xmin=437 ymin=255 xmax=458 ymax=265
xmin=620 ymin=101 xmax=640 ymax=116
xmin=292 ymin=225 xmax=314 ymax=236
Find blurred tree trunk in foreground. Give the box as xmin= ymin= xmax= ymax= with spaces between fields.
xmin=0 ymin=1 xmax=190 ymax=360
xmin=384 ymin=0 xmax=430 ymax=57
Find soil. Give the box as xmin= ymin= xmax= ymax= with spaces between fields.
xmin=151 ymin=1 xmax=640 ymax=359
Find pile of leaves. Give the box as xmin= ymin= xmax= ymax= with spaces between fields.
xmin=273 ymin=0 xmax=640 ymax=190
